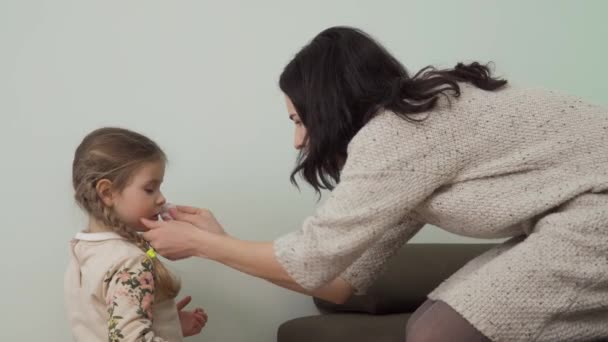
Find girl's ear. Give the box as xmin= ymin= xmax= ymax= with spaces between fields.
xmin=96 ymin=179 xmax=115 ymax=207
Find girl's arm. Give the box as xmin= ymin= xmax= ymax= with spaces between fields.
xmin=105 ymin=257 xmax=170 ymax=342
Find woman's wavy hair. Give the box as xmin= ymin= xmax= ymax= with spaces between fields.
xmin=280 ymin=26 xmax=507 ymax=193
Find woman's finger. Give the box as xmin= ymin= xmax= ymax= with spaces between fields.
xmin=169 ymin=208 xmax=201 ymax=225
xmin=140 ymin=218 xmax=163 ymax=230
xmin=175 ymin=205 xmax=204 ymax=214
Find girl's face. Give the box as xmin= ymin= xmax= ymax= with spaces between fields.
xmin=111 ymin=160 xmax=167 ymax=231
xmin=285 ymin=95 xmax=308 ymax=150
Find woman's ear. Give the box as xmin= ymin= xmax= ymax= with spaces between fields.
xmin=96 ymin=179 xmax=114 ymax=207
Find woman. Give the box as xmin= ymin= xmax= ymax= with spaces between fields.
xmin=142 ymin=26 xmax=608 ymax=341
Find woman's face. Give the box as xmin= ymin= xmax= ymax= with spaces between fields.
xmin=285 ymin=95 xmax=308 ymax=150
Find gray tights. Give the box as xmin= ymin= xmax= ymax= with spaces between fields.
xmin=405 ymin=299 xmax=491 ymax=342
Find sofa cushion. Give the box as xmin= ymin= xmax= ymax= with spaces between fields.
xmin=277 ymin=313 xmax=410 ymax=342
xmin=314 ymin=243 xmax=495 ymax=314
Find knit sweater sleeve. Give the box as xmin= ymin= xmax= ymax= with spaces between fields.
xmin=274 ymin=111 xmax=466 ymax=290
xmin=341 ymin=216 xmax=425 ymax=294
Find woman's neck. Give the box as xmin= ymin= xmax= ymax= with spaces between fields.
xmin=87 ymin=217 xmax=114 ymax=233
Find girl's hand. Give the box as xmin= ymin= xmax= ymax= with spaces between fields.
xmin=176 ymin=296 xmax=207 ymax=337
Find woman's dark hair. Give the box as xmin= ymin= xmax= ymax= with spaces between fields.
xmin=280 ymin=26 xmax=507 ymax=193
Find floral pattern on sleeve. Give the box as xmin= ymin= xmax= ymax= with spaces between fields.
xmin=104 ymin=257 xmax=167 ymax=342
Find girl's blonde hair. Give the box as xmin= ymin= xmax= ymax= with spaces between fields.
xmin=72 ymin=127 xmax=180 ymax=299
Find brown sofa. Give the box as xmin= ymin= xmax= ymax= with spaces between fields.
xmin=277 ymin=243 xmax=495 ymax=342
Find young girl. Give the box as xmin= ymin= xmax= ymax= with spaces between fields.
xmin=64 ymin=127 xmax=207 ymax=341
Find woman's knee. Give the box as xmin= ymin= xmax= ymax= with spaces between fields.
xmin=405 ymin=299 xmax=435 ymax=334
xmin=406 ymin=307 xmax=442 ymax=342
xmin=405 ymin=301 xmax=490 ymax=342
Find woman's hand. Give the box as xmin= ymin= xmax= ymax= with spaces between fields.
xmin=169 ymin=205 xmax=228 ymax=236
xmin=141 ymin=205 xmax=228 ymax=260
xmin=176 ymin=296 xmax=208 ymax=337
xmin=145 ymin=207 xmax=354 ymax=304
xmin=141 ymin=218 xmax=209 ymax=260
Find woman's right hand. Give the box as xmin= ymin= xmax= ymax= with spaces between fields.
xmin=169 ymin=205 xmax=228 ymax=236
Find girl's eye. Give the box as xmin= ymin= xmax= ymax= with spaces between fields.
xmin=144 ymin=189 xmax=154 ymax=194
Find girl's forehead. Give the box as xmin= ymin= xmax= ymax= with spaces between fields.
xmin=132 ymin=161 xmax=165 ymax=181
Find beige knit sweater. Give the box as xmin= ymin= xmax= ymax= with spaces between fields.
xmin=274 ymin=84 xmax=608 ymax=293
xmin=64 ymin=232 xmax=183 ymax=342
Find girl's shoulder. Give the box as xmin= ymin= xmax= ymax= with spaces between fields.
xmin=72 ymin=231 xmax=147 ymax=276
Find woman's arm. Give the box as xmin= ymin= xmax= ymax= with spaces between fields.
xmin=142 ymin=216 xmax=353 ymax=304
xmin=269 ymin=278 xmax=353 ymax=304
xmin=206 ymin=235 xmax=353 ymax=303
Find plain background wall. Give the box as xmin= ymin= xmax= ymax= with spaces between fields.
xmin=1 ymin=0 xmax=606 ymax=340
